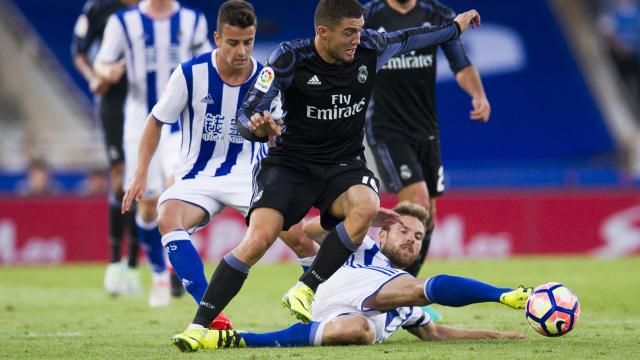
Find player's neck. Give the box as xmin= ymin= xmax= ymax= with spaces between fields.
xmin=314 ymin=37 xmax=340 ymax=65
xmin=387 ymin=0 xmax=417 ymax=14
xmin=215 ymin=51 xmax=253 ymax=86
xmin=145 ymin=0 xmax=175 ymax=19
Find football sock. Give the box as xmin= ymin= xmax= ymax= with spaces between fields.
xmin=135 ymin=214 xmax=166 ymax=273
xmin=108 ymin=198 xmax=125 ymax=263
xmin=240 ymin=321 xmax=320 ymax=348
xmin=404 ymin=230 xmax=432 ymax=277
xmin=298 ymin=256 xmax=315 ymax=273
xmin=162 ymin=230 xmax=207 ymax=303
xmin=126 ymin=211 xmax=139 ymax=268
xmin=299 ymin=222 xmax=358 ymax=291
xmin=424 ymin=274 xmax=512 ymax=307
xmin=192 ymin=253 xmax=249 ymax=327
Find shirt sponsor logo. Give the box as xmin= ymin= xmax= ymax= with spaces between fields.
xmin=202 ymin=113 xmax=244 ymax=143
xmin=255 ymin=66 xmax=274 ymax=93
xmin=382 ymin=51 xmax=433 ymax=70
xmin=306 ymin=94 xmax=366 ymax=121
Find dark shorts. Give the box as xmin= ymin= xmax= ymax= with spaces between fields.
xmin=248 ymin=156 xmax=380 ymax=231
xmin=370 ymin=138 xmax=444 ymax=197
xmin=97 ymin=80 xmax=126 ymax=167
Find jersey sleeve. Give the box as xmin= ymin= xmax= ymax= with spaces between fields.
xmin=432 ymin=0 xmax=472 ymax=73
xmin=192 ymin=12 xmax=213 ymax=56
xmin=401 ymin=307 xmax=432 ymax=329
xmin=95 ymin=14 xmax=125 ymax=63
xmin=360 ymin=22 xmax=460 ymax=71
xmin=236 ymin=44 xmax=295 ymax=142
xmin=151 ymin=65 xmax=188 ymax=124
xmin=71 ymin=0 xmax=98 ymax=56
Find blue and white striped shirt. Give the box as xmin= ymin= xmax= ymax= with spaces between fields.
xmin=96 ymin=0 xmax=211 ymax=141
xmin=152 ymin=50 xmax=268 ymax=180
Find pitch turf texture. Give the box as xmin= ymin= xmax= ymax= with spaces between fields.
xmin=1 ymin=258 xmax=639 ymax=359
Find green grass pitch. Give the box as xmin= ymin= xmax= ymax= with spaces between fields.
xmin=1 ymin=257 xmax=639 ymax=359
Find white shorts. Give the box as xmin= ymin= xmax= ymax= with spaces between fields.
xmin=312 ymin=265 xmax=415 ymax=343
xmin=124 ymin=139 xmax=165 ymax=198
xmin=157 ymin=168 xmax=253 ymax=233
xmin=158 ymin=126 xmax=181 ymax=180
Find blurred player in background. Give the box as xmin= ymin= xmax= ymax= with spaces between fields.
xmin=171 ymin=0 xmax=482 ymax=349
xmin=71 ymin=0 xmax=142 ymax=297
xmin=174 ymin=202 xmax=527 ymax=352
xmin=94 ymin=0 xmax=212 ymax=307
xmin=363 ymin=0 xmax=491 ymax=277
xmin=122 ymin=0 xmax=317 ymax=330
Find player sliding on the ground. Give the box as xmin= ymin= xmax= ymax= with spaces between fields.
xmin=172 ymin=202 xmax=530 ymax=351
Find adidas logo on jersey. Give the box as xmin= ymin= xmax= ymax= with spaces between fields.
xmin=200 ymin=94 xmax=214 ymax=104
xmin=307 ymin=75 xmax=322 ymax=86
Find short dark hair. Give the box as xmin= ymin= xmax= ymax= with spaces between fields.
xmin=314 ymin=0 xmax=365 ymax=29
xmin=216 ymin=0 xmax=257 ymax=34
xmin=382 ymin=201 xmax=429 ymax=232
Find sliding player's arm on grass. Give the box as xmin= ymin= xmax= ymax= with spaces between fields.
xmin=406 ymin=321 xmax=525 ymax=341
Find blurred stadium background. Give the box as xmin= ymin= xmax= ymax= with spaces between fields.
xmin=0 ymin=0 xmax=639 ymax=267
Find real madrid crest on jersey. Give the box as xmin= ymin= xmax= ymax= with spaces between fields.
xmin=357 ymin=65 xmax=368 ymax=84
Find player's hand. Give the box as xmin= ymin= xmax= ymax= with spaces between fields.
xmin=249 ymin=111 xmax=283 ymax=138
xmin=106 ymin=59 xmax=126 ymax=83
xmin=121 ymin=172 xmax=147 ymax=213
xmin=454 ymin=10 xmax=481 ymax=33
xmin=470 ymin=96 xmax=491 ymax=122
xmin=89 ymin=76 xmax=111 ymax=96
xmin=372 ymin=207 xmax=404 ymax=228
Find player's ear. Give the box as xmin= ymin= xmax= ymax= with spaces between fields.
xmin=213 ymin=31 xmax=221 ymax=47
xmin=378 ymin=229 xmax=388 ymax=246
xmin=316 ymin=25 xmax=329 ymax=40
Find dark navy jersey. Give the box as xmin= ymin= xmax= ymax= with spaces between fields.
xmin=71 ymin=0 xmax=128 ymax=99
xmin=364 ymin=0 xmax=472 ymax=144
xmin=238 ymin=22 xmax=460 ymax=165
xmin=71 ymin=0 xmax=129 ymax=57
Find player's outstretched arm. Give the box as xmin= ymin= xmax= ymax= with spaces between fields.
xmin=121 ymin=115 xmax=162 ymax=213
xmin=455 ymin=65 xmax=491 ymax=122
xmin=407 ymin=322 xmax=525 ymax=341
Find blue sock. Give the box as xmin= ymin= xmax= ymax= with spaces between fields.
xmin=136 ymin=215 xmax=166 ymax=273
xmin=240 ymin=322 xmax=320 ymax=348
xmin=162 ymin=230 xmax=208 ymax=303
xmin=424 ymin=274 xmax=512 ymax=307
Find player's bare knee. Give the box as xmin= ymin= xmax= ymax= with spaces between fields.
xmin=341 ymin=317 xmax=375 ymax=345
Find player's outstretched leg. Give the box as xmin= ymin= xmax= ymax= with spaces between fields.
xmin=424 ymin=275 xmax=532 ymax=309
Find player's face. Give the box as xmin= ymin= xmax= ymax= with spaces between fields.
xmin=379 ymin=215 xmax=425 ymax=269
xmin=323 ymin=16 xmax=364 ymax=63
xmin=214 ymin=24 xmax=256 ymax=71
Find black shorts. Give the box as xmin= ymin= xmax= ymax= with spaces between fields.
xmin=248 ymin=156 xmax=380 ymax=231
xmin=97 ymin=79 xmax=126 ymax=167
xmin=370 ymin=137 xmax=444 ymax=197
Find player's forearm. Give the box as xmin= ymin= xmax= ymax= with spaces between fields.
xmin=74 ymin=54 xmax=97 ymax=83
xmin=382 ymin=23 xmax=459 ymax=61
xmin=419 ymin=324 xmax=508 ymax=341
xmin=135 ymin=116 xmax=163 ymax=176
xmin=237 ymin=90 xmax=271 ymax=143
xmin=93 ymin=61 xmax=114 ymax=80
xmin=455 ymin=65 xmax=486 ymax=100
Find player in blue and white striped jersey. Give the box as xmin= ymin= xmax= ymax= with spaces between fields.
xmin=122 ymin=0 xmax=318 ymax=330
xmin=193 ymin=202 xmax=528 ymax=350
xmin=94 ymin=0 xmax=212 ymax=307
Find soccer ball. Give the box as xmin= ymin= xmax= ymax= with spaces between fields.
xmin=525 ymin=282 xmax=580 ymax=337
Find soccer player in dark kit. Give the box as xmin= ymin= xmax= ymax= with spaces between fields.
xmin=72 ymin=0 xmax=143 ymax=296
xmin=364 ymin=0 xmax=491 ymax=277
xmin=171 ymin=0 xmax=481 ymax=352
